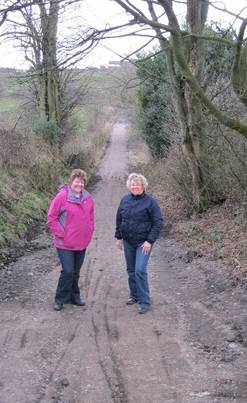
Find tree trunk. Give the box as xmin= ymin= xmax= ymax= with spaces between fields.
xmin=165 ymin=0 xmax=209 ymax=210
xmin=232 ymin=19 xmax=247 ymax=107
xmin=39 ymin=0 xmax=60 ymax=125
xmin=184 ymin=0 xmax=208 ymax=210
xmin=166 ymin=47 xmax=207 ymax=210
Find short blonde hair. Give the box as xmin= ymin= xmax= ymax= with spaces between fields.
xmin=126 ymin=173 xmax=148 ymax=191
xmin=69 ymin=169 xmax=87 ymax=185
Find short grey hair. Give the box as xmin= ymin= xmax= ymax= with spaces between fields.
xmin=126 ymin=173 xmax=148 ymax=191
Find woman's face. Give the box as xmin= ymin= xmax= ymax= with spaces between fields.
xmin=130 ymin=179 xmax=144 ymax=196
xmin=70 ymin=177 xmax=84 ymax=194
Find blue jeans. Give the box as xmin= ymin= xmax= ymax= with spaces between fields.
xmin=123 ymin=240 xmax=151 ymax=308
xmin=55 ymin=249 xmax=86 ymax=304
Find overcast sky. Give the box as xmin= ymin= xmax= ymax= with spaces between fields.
xmin=0 ymin=0 xmax=246 ymax=69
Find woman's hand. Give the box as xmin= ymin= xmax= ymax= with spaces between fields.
xmin=141 ymin=241 xmax=152 ymax=255
xmin=116 ymin=239 xmax=123 ymax=250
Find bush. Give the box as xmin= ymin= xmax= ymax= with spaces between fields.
xmin=0 ymin=173 xmax=48 ymax=246
xmin=62 ymin=105 xmax=113 ymax=175
xmin=0 ymin=129 xmax=31 ymax=169
xmin=28 ymin=160 xmax=68 ymax=194
xmin=136 ymin=52 xmax=177 ymax=158
xmin=33 ymin=117 xmax=58 ymax=145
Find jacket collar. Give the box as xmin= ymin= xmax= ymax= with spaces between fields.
xmin=67 ymin=186 xmax=90 ymax=204
xmin=130 ymin=192 xmax=145 ymax=200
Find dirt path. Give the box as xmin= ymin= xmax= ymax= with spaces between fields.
xmin=0 ymin=119 xmax=247 ymax=403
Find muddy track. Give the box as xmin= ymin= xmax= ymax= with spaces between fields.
xmin=0 ymin=118 xmax=247 ymax=403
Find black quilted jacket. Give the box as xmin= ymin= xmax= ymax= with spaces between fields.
xmin=115 ymin=192 xmax=163 ymax=246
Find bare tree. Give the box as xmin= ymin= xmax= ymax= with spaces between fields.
xmin=109 ymin=0 xmax=247 ymax=210
xmin=0 ymin=1 xmax=36 ymax=27
xmin=2 ymin=0 xmax=101 ymax=145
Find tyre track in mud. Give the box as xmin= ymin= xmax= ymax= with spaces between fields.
xmin=34 ymin=321 xmax=83 ymax=403
xmin=77 ymin=244 xmax=128 ymax=402
xmin=91 ymin=282 xmax=129 ymax=403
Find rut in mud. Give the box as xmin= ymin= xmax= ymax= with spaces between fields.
xmin=0 ymin=118 xmax=247 ymax=403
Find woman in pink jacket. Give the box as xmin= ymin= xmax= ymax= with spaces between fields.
xmin=47 ymin=169 xmax=94 ymax=311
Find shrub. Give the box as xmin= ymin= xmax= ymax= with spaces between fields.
xmin=28 ymin=160 xmax=68 ymax=194
xmin=0 ymin=129 xmax=31 ymax=169
xmin=33 ymin=117 xmax=58 ymax=145
xmin=136 ymin=52 xmax=177 ymax=158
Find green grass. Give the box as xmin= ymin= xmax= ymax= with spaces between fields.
xmin=0 ymin=173 xmax=49 ymax=246
xmin=0 ymin=191 xmax=48 ymax=245
xmin=0 ymin=99 xmax=19 ymax=112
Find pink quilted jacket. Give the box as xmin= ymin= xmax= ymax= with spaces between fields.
xmin=47 ymin=186 xmax=94 ymax=251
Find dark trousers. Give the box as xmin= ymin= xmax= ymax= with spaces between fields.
xmin=123 ymin=240 xmax=151 ymax=308
xmin=55 ymin=248 xmax=86 ymax=304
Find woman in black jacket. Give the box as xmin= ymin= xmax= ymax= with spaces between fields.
xmin=115 ymin=173 xmax=163 ymax=314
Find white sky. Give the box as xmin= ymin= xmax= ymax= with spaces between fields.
xmin=0 ymin=0 xmax=246 ymax=69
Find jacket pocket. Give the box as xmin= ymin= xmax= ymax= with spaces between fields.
xmin=54 ymin=235 xmax=64 ymax=246
xmin=133 ymin=222 xmax=151 ymax=234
